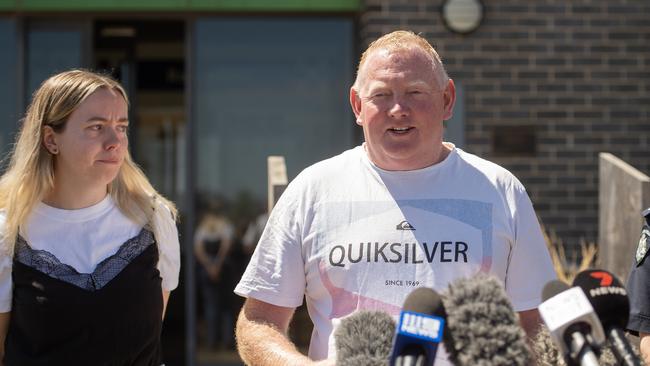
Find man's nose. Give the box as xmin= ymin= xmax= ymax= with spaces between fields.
xmin=388 ymin=96 xmax=410 ymax=118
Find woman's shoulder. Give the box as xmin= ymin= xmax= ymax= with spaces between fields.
xmin=151 ymin=195 xmax=176 ymax=223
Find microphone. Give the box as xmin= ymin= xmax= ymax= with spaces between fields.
xmin=389 ymin=287 xmax=446 ymax=366
xmin=573 ymin=269 xmax=642 ymax=366
xmin=334 ymin=310 xmax=396 ymax=366
xmin=538 ymin=279 xmax=605 ymax=366
xmin=441 ymin=273 xmax=531 ymax=366
xmin=532 ymin=324 xmax=635 ymax=366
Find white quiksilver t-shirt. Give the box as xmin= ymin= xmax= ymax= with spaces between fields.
xmin=235 ymin=144 xmax=555 ymax=363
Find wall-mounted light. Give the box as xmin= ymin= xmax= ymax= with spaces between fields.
xmin=441 ymin=0 xmax=484 ymax=34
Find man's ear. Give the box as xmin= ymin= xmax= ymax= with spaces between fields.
xmin=442 ymin=79 xmax=457 ymax=121
xmin=42 ymin=125 xmax=59 ymax=154
xmin=350 ymin=87 xmax=363 ymax=126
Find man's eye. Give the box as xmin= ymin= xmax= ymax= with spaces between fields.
xmin=117 ymin=125 xmax=129 ymax=133
xmin=90 ymin=125 xmax=102 ymax=131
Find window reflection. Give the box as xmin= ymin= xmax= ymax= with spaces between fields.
xmin=0 ymin=19 xmax=17 ymax=166
xmin=193 ymin=17 xmax=355 ymax=360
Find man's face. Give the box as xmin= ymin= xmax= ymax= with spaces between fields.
xmin=350 ymin=47 xmax=455 ymax=171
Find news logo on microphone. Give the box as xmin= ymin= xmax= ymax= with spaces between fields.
xmin=390 ymin=287 xmax=446 ymax=366
xmin=397 ymin=311 xmax=444 ymax=343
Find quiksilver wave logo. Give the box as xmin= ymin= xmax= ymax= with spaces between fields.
xmin=396 ymin=221 xmax=416 ymax=230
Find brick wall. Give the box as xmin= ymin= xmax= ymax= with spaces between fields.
xmin=359 ymin=0 xmax=650 ymax=252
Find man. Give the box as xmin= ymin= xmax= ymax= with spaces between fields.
xmin=626 ymin=207 xmax=650 ymax=364
xmin=234 ymin=30 xmax=556 ymax=365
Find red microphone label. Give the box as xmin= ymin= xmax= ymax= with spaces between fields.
xmin=589 ymin=271 xmax=613 ymax=286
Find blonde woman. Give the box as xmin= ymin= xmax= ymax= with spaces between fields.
xmin=0 ymin=70 xmax=180 ymax=365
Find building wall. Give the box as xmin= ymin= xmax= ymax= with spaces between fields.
xmin=359 ymin=0 xmax=650 ymax=251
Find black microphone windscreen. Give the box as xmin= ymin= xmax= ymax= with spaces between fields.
xmin=335 ymin=310 xmax=395 ymax=366
xmin=442 ymin=273 xmax=531 ymax=366
xmin=402 ymin=287 xmax=446 ymax=317
xmin=572 ymin=269 xmax=630 ymax=330
xmin=541 ymin=280 xmax=570 ymax=302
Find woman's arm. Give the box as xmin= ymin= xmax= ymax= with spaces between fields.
xmin=162 ymin=291 xmax=170 ymax=320
xmin=0 ymin=312 xmax=10 ymax=366
xmin=193 ymin=231 xmax=212 ymax=270
xmin=211 ymin=234 xmax=233 ymax=278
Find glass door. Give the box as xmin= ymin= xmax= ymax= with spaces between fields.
xmin=0 ymin=18 xmax=18 ymax=163
xmin=25 ymin=20 xmax=90 ymax=100
xmin=191 ymin=16 xmax=355 ymax=365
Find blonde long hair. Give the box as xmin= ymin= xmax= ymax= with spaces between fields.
xmin=0 ymin=69 xmax=177 ymax=255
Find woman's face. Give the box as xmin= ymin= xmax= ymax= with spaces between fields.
xmin=44 ymin=87 xmax=129 ymax=190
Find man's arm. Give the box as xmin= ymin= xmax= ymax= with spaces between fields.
xmin=639 ymin=332 xmax=650 ymax=364
xmin=518 ymin=308 xmax=542 ymax=340
xmin=236 ymin=298 xmax=332 ymax=366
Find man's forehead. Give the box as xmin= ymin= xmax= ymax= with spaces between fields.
xmin=362 ymin=48 xmax=437 ymax=84
xmin=365 ymin=46 xmax=433 ymax=67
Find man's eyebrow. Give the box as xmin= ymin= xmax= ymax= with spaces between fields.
xmin=366 ymin=81 xmax=388 ymax=88
xmin=406 ymin=81 xmax=431 ymax=88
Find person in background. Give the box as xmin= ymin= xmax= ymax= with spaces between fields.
xmin=626 ymin=207 xmax=650 ymax=364
xmin=241 ymin=211 xmax=268 ymax=256
xmin=0 ymin=69 xmax=180 ymax=366
xmin=234 ymin=30 xmax=556 ymax=366
xmin=194 ymin=198 xmax=234 ymax=350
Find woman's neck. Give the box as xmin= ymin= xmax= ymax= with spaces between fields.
xmin=42 ymin=185 xmax=108 ymax=210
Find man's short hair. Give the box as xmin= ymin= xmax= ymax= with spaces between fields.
xmin=353 ymin=30 xmax=449 ymax=92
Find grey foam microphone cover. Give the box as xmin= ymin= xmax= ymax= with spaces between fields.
xmin=334 ymin=310 xmax=396 ymax=366
xmin=531 ymin=325 xmax=569 ymax=366
xmin=442 ymin=273 xmax=531 ymax=366
xmin=532 ymin=325 xmax=642 ymax=366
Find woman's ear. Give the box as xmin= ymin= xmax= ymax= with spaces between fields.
xmin=42 ymin=125 xmax=59 ymax=155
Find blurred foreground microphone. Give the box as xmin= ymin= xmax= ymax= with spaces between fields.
xmin=573 ymin=269 xmax=642 ymax=366
xmin=442 ymin=274 xmax=530 ymax=366
xmin=533 ymin=324 xmax=635 ymax=366
xmin=389 ymin=287 xmax=445 ymax=366
xmin=539 ymin=280 xmax=605 ymax=366
xmin=334 ymin=310 xmax=396 ymax=366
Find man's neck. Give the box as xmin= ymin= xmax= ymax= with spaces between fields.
xmin=365 ymin=142 xmax=452 ymax=171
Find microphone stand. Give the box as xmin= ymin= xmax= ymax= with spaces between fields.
xmin=568 ymin=332 xmax=600 ymax=366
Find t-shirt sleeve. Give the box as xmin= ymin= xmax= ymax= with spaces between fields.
xmin=505 ymin=187 xmax=557 ymax=312
xmin=0 ymin=213 xmax=12 ymax=312
xmin=234 ymin=178 xmax=306 ymax=308
xmin=153 ymin=202 xmax=181 ymax=291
